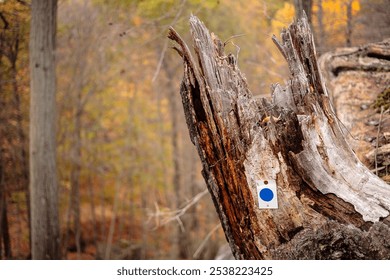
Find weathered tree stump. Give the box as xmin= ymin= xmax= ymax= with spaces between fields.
xmin=168 ymin=15 xmax=390 ymax=259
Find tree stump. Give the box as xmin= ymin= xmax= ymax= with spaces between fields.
xmin=168 ymin=15 xmax=390 ymax=260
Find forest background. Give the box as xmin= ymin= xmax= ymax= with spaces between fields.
xmin=0 ymin=0 xmax=389 ymax=260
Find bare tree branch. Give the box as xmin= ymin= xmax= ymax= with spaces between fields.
xmin=149 ymin=188 xmax=209 ymax=229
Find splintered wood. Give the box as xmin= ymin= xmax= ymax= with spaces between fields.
xmin=168 ymin=15 xmax=390 ymax=259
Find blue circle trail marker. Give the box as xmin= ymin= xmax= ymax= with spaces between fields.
xmin=259 ymin=188 xmax=274 ymax=202
xmin=256 ymin=180 xmax=278 ymax=209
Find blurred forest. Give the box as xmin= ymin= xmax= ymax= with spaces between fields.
xmin=0 ymin=0 xmax=389 ymax=259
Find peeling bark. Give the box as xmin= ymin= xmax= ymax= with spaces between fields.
xmin=168 ymin=15 xmax=390 ymax=259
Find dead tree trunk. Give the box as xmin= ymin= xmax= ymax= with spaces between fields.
xmin=168 ymin=15 xmax=390 ymax=260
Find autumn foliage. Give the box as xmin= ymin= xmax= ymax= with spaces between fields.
xmin=0 ymin=0 xmax=389 ymax=260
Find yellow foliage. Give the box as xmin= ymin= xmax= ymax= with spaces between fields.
xmin=271 ymin=2 xmax=295 ymax=34
xmin=312 ymin=0 xmax=361 ymax=47
xmin=132 ymin=15 xmax=142 ymax=27
xmin=352 ymin=0 xmax=360 ymax=11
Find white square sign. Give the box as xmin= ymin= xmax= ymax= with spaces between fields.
xmin=256 ymin=179 xmax=278 ymax=209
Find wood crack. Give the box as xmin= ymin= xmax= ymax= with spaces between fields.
xmin=169 ymin=14 xmax=390 ymax=259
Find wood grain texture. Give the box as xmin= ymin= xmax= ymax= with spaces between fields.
xmin=169 ymin=15 xmax=390 ymax=259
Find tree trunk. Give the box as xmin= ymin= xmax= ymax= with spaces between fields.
xmin=294 ymin=0 xmax=312 ymax=24
xmin=69 ymin=91 xmax=82 ymax=258
xmin=163 ymin=60 xmax=190 ymax=259
xmin=0 ymin=32 xmax=11 ymax=260
xmin=0 ymin=154 xmax=12 ymax=259
xmin=168 ymin=15 xmax=390 ymax=259
xmin=316 ymin=0 xmax=325 ymax=54
xmin=29 ymin=0 xmax=60 ymax=260
xmin=167 ymin=71 xmax=185 ymax=259
xmin=10 ymin=49 xmax=31 ymax=258
xmin=346 ymin=0 xmax=353 ymax=47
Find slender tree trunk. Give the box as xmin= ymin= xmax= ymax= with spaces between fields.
xmin=29 ymin=0 xmax=60 ymax=259
xmin=346 ymin=0 xmax=353 ymax=47
xmin=10 ymin=55 xmax=31 ymax=257
xmin=104 ymin=178 xmax=121 ymax=259
xmin=0 ymin=192 xmax=3 ymax=259
xmin=1 ymin=16 xmax=30 ymax=258
xmin=0 ymin=125 xmax=3 ymax=260
xmin=70 ymin=94 xmax=82 ymax=258
xmin=189 ymin=147 xmax=199 ymax=258
xmin=99 ymin=177 xmax=106 ymax=243
xmin=125 ymin=88 xmax=136 ymax=248
xmin=87 ymin=173 xmax=98 ymax=257
xmin=163 ymin=60 xmax=190 ymax=259
xmin=140 ymin=187 xmax=147 ymax=260
xmin=0 ymin=190 xmax=11 ymax=259
xmin=294 ymin=0 xmax=312 ymax=24
xmin=170 ymin=88 xmax=187 ymax=259
xmin=0 ymin=154 xmax=12 ymax=259
xmin=316 ymin=0 xmax=325 ymax=53
xmin=0 ymin=37 xmax=11 ymax=260
xmin=168 ymin=15 xmax=390 ymax=260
